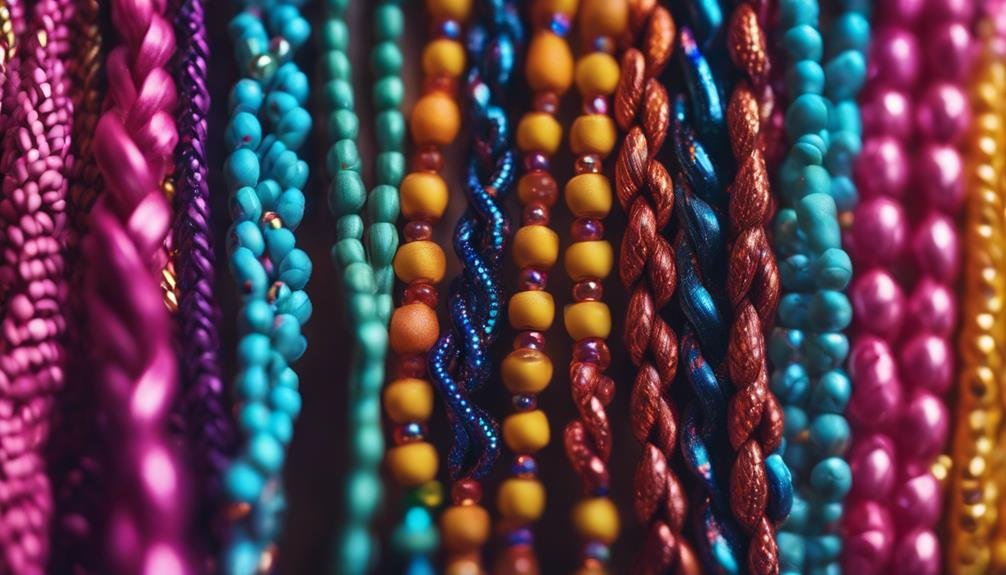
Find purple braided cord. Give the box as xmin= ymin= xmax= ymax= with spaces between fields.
xmin=173 ymin=0 xmax=232 ymax=566
xmin=0 ymin=0 xmax=73 ymax=572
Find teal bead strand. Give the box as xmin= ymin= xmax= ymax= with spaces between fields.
xmin=222 ymin=2 xmax=313 ymax=573
xmin=323 ymin=1 xmax=404 ymax=573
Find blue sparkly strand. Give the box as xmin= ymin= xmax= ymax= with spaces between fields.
xmin=428 ymin=0 xmax=523 ymax=482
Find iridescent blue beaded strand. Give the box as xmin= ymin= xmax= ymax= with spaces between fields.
xmin=221 ymin=2 xmax=312 ymax=572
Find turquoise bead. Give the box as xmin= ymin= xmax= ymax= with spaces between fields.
xmin=808 ymin=564 xmax=840 ymax=575
xmin=231 ymin=186 xmax=263 ymax=222
xmin=825 ymin=131 xmax=860 ymax=176
xmin=282 ymin=16 xmax=311 ymax=48
xmin=229 ymin=79 xmax=264 ymax=115
xmin=805 ymin=535 xmax=841 ymax=564
xmin=766 ymin=453 xmax=795 ymax=520
xmin=329 ymin=108 xmax=359 ymax=140
xmin=324 ymin=50 xmax=352 ymax=82
xmin=265 ymin=92 xmax=298 ymax=123
xmin=231 ymin=248 xmax=268 ymax=297
xmin=783 ymin=405 xmax=809 ymax=438
xmin=786 ymin=60 xmax=825 ymax=96
xmin=270 ymin=385 xmax=302 ymax=418
xmin=831 ymin=100 xmax=862 ymax=137
xmin=797 ymin=192 xmax=839 ymax=252
xmin=785 ymin=495 xmax=809 ymax=532
xmin=224 ymin=539 xmax=260 ymax=575
xmin=225 ymin=461 xmax=265 ymax=503
xmin=828 ymin=176 xmax=857 ymax=214
xmin=376 ymin=151 xmax=405 ymax=186
xmin=241 ymin=300 xmax=274 ymax=334
xmin=238 ymin=333 xmax=271 ymax=367
xmin=330 ymin=170 xmax=367 ymax=216
xmin=286 ymin=159 xmax=309 ymax=190
xmin=830 ymin=13 xmax=870 ymax=55
xmin=276 ymin=65 xmax=310 ymax=104
xmin=328 ymin=139 xmax=361 ymax=173
xmin=815 ymin=502 xmax=844 ymax=529
xmin=276 ymin=107 xmax=312 ymax=149
xmin=774 ymin=208 xmax=805 ymax=255
xmin=270 ymin=411 xmax=294 ymax=444
xmin=809 ymin=457 xmax=852 ymax=501
xmin=808 ymin=370 xmax=851 ymax=414
xmin=279 ymin=248 xmax=312 ymax=290
xmin=368 ymin=185 xmax=399 ymax=224
xmin=276 ymin=188 xmax=305 ymax=230
xmin=336 ymin=214 xmax=365 ymax=243
xmin=784 ymin=442 xmax=810 ymax=477
xmin=780 ymin=254 xmax=814 ymax=292
xmin=780 ymin=0 xmax=819 ymax=27
xmin=371 ymin=41 xmax=402 ymax=76
xmin=374 ymin=4 xmax=403 ymax=40
xmin=358 ymin=321 xmax=389 ymax=364
xmin=769 ymin=327 xmax=803 ymax=367
xmin=785 ymin=94 xmax=829 ymax=140
xmin=272 ymin=314 xmax=303 ymax=360
xmin=783 ymin=26 xmax=822 ymax=62
xmin=824 ymin=50 xmax=866 ymax=102
xmin=367 ymin=222 xmax=399 ymax=267
xmin=323 ymin=18 xmax=349 ymax=51
xmin=354 ymin=419 xmax=386 ymax=467
xmin=773 ymin=363 xmax=810 ymax=405
xmin=275 ymin=366 xmax=299 ymax=389
xmin=226 ymin=148 xmax=261 ymax=190
xmin=345 ymin=262 xmax=378 ymax=296
xmin=265 ymin=227 xmax=296 ymax=264
xmin=778 ymin=531 xmax=806 ymax=571
xmin=253 ymin=182 xmax=279 ymax=212
xmin=226 ymin=112 xmax=263 ymax=151
xmin=374 ymin=77 xmax=404 ymax=110
xmin=375 ymin=110 xmax=405 ymax=152
xmin=802 ymin=333 xmax=849 ymax=371
xmin=334 ymin=238 xmax=368 ymax=271
xmin=238 ymin=366 xmax=269 ymax=401
xmin=232 ymin=220 xmax=265 ymax=256
xmin=346 ymin=469 xmax=383 ymax=522
xmin=393 ymin=508 xmax=438 ymax=555
xmin=807 ymin=290 xmax=852 ymax=332
xmin=277 ymin=289 xmax=313 ymax=325
xmin=779 ymin=293 xmax=809 ymax=329
xmin=808 ymin=414 xmax=850 ymax=456
xmin=239 ymin=402 xmax=271 ymax=435
xmin=249 ymin=432 xmax=285 ymax=473
xmin=326 ymin=79 xmax=355 ymax=111
xmin=336 ymin=529 xmax=372 ymax=575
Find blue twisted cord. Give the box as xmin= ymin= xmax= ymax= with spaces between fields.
xmin=428 ymin=0 xmax=522 ymax=482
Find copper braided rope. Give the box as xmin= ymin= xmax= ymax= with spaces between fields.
xmin=723 ymin=3 xmax=784 ymax=574
xmin=614 ymin=2 xmax=699 ymax=572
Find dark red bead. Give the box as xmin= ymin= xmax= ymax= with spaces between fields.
xmin=575 ymin=154 xmax=603 ymax=174
xmin=571 ymin=217 xmax=604 ymax=241
xmin=397 ymin=354 xmax=427 ymax=378
xmin=533 ymin=92 xmax=559 ymax=114
xmin=572 ymin=280 xmax=603 ymax=302
xmin=452 ymin=478 xmax=482 ymax=505
xmin=404 ymin=220 xmax=433 ymax=241
xmin=514 ymin=331 xmax=545 ymax=351
xmin=523 ymin=153 xmax=549 ymax=172
xmin=518 ymin=267 xmax=547 ymax=291
xmin=523 ymin=203 xmax=549 ymax=226
xmin=518 ymin=172 xmax=558 ymax=207
xmin=403 ymin=281 xmax=437 ymax=307
xmin=413 ymin=145 xmax=443 ymax=172
xmin=573 ymin=337 xmax=611 ymax=370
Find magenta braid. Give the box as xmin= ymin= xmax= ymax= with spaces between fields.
xmin=82 ymin=0 xmax=193 ymax=572
xmin=172 ymin=0 xmax=231 ymax=566
xmin=0 ymin=0 xmax=73 ymax=571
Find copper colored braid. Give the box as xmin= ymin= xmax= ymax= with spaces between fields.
xmin=723 ymin=4 xmax=784 ymax=575
xmin=614 ymin=4 xmax=697 ymax=573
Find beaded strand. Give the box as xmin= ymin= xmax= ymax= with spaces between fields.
xmin=321 ymin=0 xmax=404 ymax=571
xmin=844 ymin=2 xmax=972 ymax=573
xmin=428 ymin=0 xmax=522 ymax=571
xmin=221 ymin=2 xmax=312 ymax=571
xmin=561 ymin=0 xmax=626 ymax=571
xmin=770 ymin=1 xmax=868 ymax=572
xmin=381 ymin=1 xmax=471 ymax=571
xmin=947 ymin=21 xmax=1005 ymax=574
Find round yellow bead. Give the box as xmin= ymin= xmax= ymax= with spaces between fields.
xmin=572 ymin=497 xmax=620 ymax=544
xmin=513 ymin=225 xmax=559 ymax=269
xmin=441 ymin=504 xmax=491 ymax=553
xmin=570 ymin=114 xmax=617 ymax=156
xmin=564 ymin=173 xmax=613 ymax=218
xmin=516 ymin=112 xmax=563 ymax=154
xmin=503 ymin=410 xmax=550 ymax=453
xmin=526 ymin=32 xmax=574 ymax=94
xmin=386 ymin=442 xmax=439 ymax=487
xmin=399 ymin=172 xmax=450 ymax=222
xmin=575 ymin=53 xmax=620 ymax=96
xmin=383 ymin=378 xmax=434 ymax=424
xmin=393 ymin=240 xmax=446 ymax=284
xmin=565 ymin=240 xmax=613 ymax=281
xmin=564 ymin=301 xmax=612 ymax=340
xmin=422 ymin=38 xmax=466 ymax=78
xmin=508 ymin=291 xmax=555 ymax=331
xmin=411 ymin=92 xmax=461 ymax=146
xmin=426 ymin=0 xmax=472 ymax=21
xmin=501 ymin=348 xmax=553 ymax=394
xmin=496 ymin=478 xmax=546 ymax=523
xmin=578 ymin=0 xmax=629 ymax=40
xmin=389 ymin=303 xmax=439 ymax=354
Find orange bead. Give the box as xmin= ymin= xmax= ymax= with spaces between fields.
xmin=411 ymin=92 xmax=461 ymax=146
xmin=389 ymin=303 xmax=439 ymax=354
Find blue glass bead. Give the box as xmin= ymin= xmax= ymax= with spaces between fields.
xmin=808 ymin=414 xmax=850 ymax=456
xmin=283 ymin=16 xmax=311 ymax=49
xmin=785 ymin=494 xmax=809 ymax=532
xmin=830 ymin=13 xmax=870 ymax=56
xmin=772 ymin=363 xmax=811 ymax=405
xmin=808 ymin=290 xmax=852 ymax=332
xmin=226 ymin=461 xmax=264 ymax=503
xmin=229 ymin=80 xmax=265 ymax=116
xmin=240 ymin=402 xmax=271 ymax=435
xmin=275 ymin=64 xmax=310 ymax=104
xmin=440 ymin=19 xmax=460 ymax=39
xmin=238 ymin=366 xmax=269 ymax=401
xmin=265 ymin=227 xmax=296 ymax=265
xmin=276 ymin=107 xmax=312 ymax=149
xmin=805 ymin=535 xmax=842 ymax=564
xmin=279 ymin=248 xmax=312 ymax=290
xmin=825 ymin=50 xmax=867 ymax=102
xmin=226 ymin=148 xmax=261 ymax=190
xmin=275 ymin=188 xmax=305 ymax=230
xmin=786 ymin=60 xmax=825 ymax=97
xmin=809 ymin=370 xmax=851 ymax=414
xmin=231 ymin=248 xmax=268 ymax=297
xmin=272 ymin=314 xmax=304 ymax=361
xmin=227 ymin=112 xmax=263 ymax=151
xmin=268 ymin=150 xmax=300 ymax=187
xmin=797 ymin=192 xmax=840 ymax=252
xmin=232 ymin=220 xmax=265 ymax=256
xmin=270 ymin=385 xmax=302 ymax=418
xmin=766 ymin=453 xmax=794 ymax=521
xmin=778 ymin=531 xmax=806 ymax=571
xmin=685 ymin=0 xmax=724 ymax=49
xmin=809 ymin=457 xmax=852 ymax=501
xmin=780 ymin=254 xmax=814 ymax=292
xmin=783 ymin=405 xmax=809 ymax=438
xmin=780 ymin=0 xmax=819 ymax=28
xmin=265 ymin=91 xmax=298 ymax=124
xmin=270 ymin=411 xmax=294 ymax=444
xmin=255 ymin=180 xmax=282 ymax=210
xmin=786 ymin=94 xmax=829 ymax=141
xmin=802 ymin=333 xmax=849 ymax=372
xmin=285 ymin=159 xmax=309 ymax=190
xmin=584 ymin=541 xmax=611 ymax=562
xmin=276 ymin=289 xmax=312 ymax=325
xmin=249 ymin=432 xmax=285 ymax=473
xmin=231 ymin=186 xmax=263 ymax=223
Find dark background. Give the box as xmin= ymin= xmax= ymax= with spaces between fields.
xmin=205 ymin=2 xmax=651 ymax=572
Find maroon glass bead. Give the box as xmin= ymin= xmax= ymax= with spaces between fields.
xmin=523 ymin=202 xmax=549 ymax=226
xmin=523 ymin=152 xmax=549 ymax=172
xmin=584 ymin=96 xmax=608 ymax=115
xmin=452 ymin=478 xmax=482 ymax=505
xmin=575 ymin=154 xmax=602 ymax=174
xmin=512 ymin=394 xmax=537 ymax=412
xmin=514 ymin=330 xmax=545 ymax=351
xmin=397 ymin=354 xmax=427 ymax=378
xmin=572 ymin=280 xmax=603 ymax=302
xmin=425 ymin=74 xmax=457 ymax=95
xmin=413 ymin=145 xmax=443 ymax=172
xmin=403 ymin=281 xmax=437 ymax=307
xmin=404 ymin=220 xmax=433 ymax=241
xmin=393 ymin=422 xmax=427 ymax=444
xmin=518 ymin=171 xmax=558 ymax=207
xmin=518 ymin=267 xmax=547 ymax=291
xmin=512 ymin=454 xmax=538 ymax=477
xmin=573 ymin=337 xmax=611 ymax=370
xmin=533 ymin=92 xmax=559 ymax=114
xmin=571 ymin=217 xmax=604 ymax=241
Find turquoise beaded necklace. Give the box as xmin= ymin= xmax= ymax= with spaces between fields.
xmin=221 ymin=1 xmax=313 ymax=572
xmin=771 ymin=0 xmax=868 ymax=572
xmin=322 ymin=0 xmax=404 ymax=572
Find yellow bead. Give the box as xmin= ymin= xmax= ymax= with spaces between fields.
xmin=399 ymin=172 xmax=449 ymax=222
xmin=578 ymin=0 xmax=629 ymax=40
xmin=508 ymin=291 xmax=555 ymax=331
xmin=426 ymin=0 xmax=472 ymax=21
xmin=383 ymin=378 xmax=434 ymax=424
xmin=526 ymin=32 xmax=574 ymax=94
xmin=564 ymin=173 xmax=613 ymax=218
xmin=441 ymin=504 xmax=491 ymax=553
xmin=501 ymin=348 xmax=553 ymax=394
xmin=513 ymin=225 xmax=559 ymax=269
xmin=575 ymin=53 xmax=620 ymax=96
xmin=503 ymin=410 xmax=550 ymax=453
xmin=564 ymin=301 xmax=611 ymax=340
xmin=496 ymin=478 xmax=546 ymax=523
xmin=565 ymin=241 xmax=613 ymax=281
xmin=389 ymin=303 xmax=440 ymax=354
xmin=538 ymin=0 xmax=579 ymax=16
xmin=516 ymin=112 xmax=563 ymax=154
xmin=572 ymin=497 xmax=620 ymax=544
xmin=422 ymin=39 xmax=466 ymax=78
xmin=394 ymin=240 xmax=446 ymax=284
xmin=570 ymin=114 xmax=617 ymax=156
xmin=386 ymin=442 xmax=439 ymax=487
xmin=445 ymin=559 xmax=481 ymax=575
xmin=411 ymin=92 xmax=461 ymax=146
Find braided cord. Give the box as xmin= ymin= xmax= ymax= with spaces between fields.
xmin=84 ymin=0 xmax=193 ymax=571
xmin=614 ymin=3 xmax=699 ymax=573
xmin=0 ymin=0 xmax=73 ymax=571
xmin=221 ymin=2 xmax=312 ymax=572
xmin=429 ymin=0 xmax=521 ymax=570
xmin=322 ymin=0 xmax=404 ymax=571
xmin=172 ymin=0 xmax=233 ymax=567
xmin=948 ymin=25 xmax=1005 ymax=573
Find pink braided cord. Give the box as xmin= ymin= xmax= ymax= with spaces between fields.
xmin=83 ymin=0 xmax=192 ymax=572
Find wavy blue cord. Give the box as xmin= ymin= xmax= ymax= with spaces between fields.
xmin=428 ymin=0 xmax=523 ymax=482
